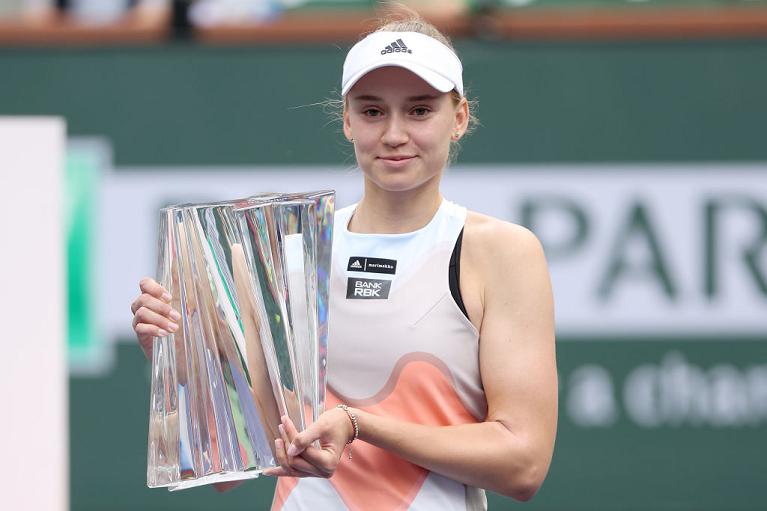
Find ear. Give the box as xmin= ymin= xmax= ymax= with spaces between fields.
xmin=343 ymin=106 xmax=353 ymax=142
xmin=452 ymin=97 xmax=469 ymax=141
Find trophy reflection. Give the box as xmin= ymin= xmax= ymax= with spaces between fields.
xmin=147 ymin=191 xmax=334 ymax=490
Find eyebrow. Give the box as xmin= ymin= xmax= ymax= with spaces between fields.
xmin=351 ymin=94 xmax=441 ymax=102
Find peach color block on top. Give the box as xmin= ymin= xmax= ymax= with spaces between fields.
xmin=274 ymin=359 xmax=477 ymax=511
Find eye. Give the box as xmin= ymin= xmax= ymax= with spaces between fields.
xmin=362 ymin=108 xmax=383 ymax=117
xmin=411 ymin=106 xmax=431 ymax=117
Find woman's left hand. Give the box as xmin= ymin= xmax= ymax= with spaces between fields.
xmin=264 ymin=407 xmax=354 ymax=478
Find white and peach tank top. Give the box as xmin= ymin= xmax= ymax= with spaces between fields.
xmin=273 ymin=198 xmax=488 ymax=511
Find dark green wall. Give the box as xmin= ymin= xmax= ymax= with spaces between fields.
xmin=2 ymin=40 xmax=766 ymax=166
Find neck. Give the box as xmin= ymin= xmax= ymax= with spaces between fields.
xmin=349 ymin=178 xmax=443 ymax=234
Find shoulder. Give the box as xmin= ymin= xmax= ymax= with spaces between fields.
xmin=463 ymin=210 xmax=546 ymax=268
xmin=453 ymin=209 xmax=551 ymax=329
xmin=462 ymin=211 xmax=554 ymax=340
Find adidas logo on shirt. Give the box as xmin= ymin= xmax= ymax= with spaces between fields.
xmin=347 ymin=256 xmax=397 ymax=275
xmin=380 ymin=38 xmax=412 ymax=55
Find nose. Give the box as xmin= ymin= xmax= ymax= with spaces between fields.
xmin=381 ymin=113 xmax=409 ymax=147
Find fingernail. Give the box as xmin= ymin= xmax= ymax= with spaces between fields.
xmin=167 ymin=322 xmax=179 ymax=332
xmin=281 ymin=415 xmax=289 ymax=424
xmin=287 ymin=444 xmax=297 ymax=457
xmin=162 ymin=292 xmax=172 ymax=302
xmin=169 ymin=310 xmax=181 ymax=321
xmin=278 ymin=424 xmax=285 ymax=437
xmin=158 ymin=329 xmax=169 ymax=337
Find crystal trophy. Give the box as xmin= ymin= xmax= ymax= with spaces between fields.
xmin=146 ymin=191 xmax=334 ymax=490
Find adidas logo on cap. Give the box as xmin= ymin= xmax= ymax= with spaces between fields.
xmin=350 ymin=259 xmax=363 ymax=269
xmin=380 ymin=38 xmax=412 ymax=55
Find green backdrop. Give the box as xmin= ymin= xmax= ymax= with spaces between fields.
xmin=2 ymin=40 xmax=766 ymax=166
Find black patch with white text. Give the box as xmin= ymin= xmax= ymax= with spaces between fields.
xmin=346 ymin=277 xmax=392 ymax=300
xmin=347 ymin=256 xmax=397 ymax=275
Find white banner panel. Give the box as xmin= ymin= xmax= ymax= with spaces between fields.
xmin=89 ymin=163 xmax=766 ymax=342
xmin=0 ymin=118 xmax=67 ymax=510
xmin=443 ymin=165 xmax=767 ymax=336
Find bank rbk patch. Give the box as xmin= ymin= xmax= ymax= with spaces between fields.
xmin=347 ymin=256 xmax=397 ymax=275
xmin=346 ymin=277 xmax=392 ymax=299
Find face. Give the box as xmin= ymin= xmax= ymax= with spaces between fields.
xmin=343 ymin=66 xmax=468 ymax=194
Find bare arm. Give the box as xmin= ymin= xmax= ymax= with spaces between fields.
xmin=276 ymin=221 xmax=558 ymax=501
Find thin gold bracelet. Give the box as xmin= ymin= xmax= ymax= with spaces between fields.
xmin=336 ymin=404 xmax=359 ymax=460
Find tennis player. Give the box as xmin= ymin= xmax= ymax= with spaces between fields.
xmin=132 ymin=14 xmax=557 ymax=511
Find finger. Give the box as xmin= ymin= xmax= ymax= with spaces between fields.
xmin=282 ymin=421 xmax=338 ymax=474
xmin=281 ymin=415 xmax=299 ymax=441
xmin=278 ymin=424 xmax=290 ymax=446
xmin=281 ymin=416 xmax=303 ymax=453
xmin=274 ymin=436 xmax=332 ymax=477
xmin=278 ymin=425 xmax=292 ymax=461
xmin=283 ymin=416 xmax=313 ymax=457
xmin=135 ymin=322 xmax=165 ymax=360
xmin=283 ymin=419 xmax=326 ymax=463
xmin=274 ymin=439 xmax=294 ymax=475
xmin=296 ymin=445 xmax=339 ymax=475
xmin=287 ymin=454 xmax=331 ymax=478
xmin=286 ymin=423 xmax=320 ymax=458
xmin=135 ymin=322 xmax=170 ymax=339
xmin=262 ymin=466 xmax=288 ymax=477
xmin=279 ymin=423 xmax=299 ymax=460
xmin=139 ymin=277 xmax=172 ymax=302
xmin=133 ymin=307 xmax=179 ymax=334
xmin=132 ymin=293 xmax=180 ymax=318
xmin=273 ymin=439 xmax=318 ymax=478
xmin=277 ymin=426 xmax=328 ymax=477
xmin=263 ymin=465 xmax=322 ymax=478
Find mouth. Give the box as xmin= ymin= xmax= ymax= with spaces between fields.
xmin=378 ymin=155 xmax=416 ymax=163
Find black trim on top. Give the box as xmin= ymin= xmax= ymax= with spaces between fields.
xmin=449 ymin=228 xmax=469 ymax=320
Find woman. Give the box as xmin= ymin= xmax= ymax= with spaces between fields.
xmin=132 ymin=16 xmax=557 ymax=511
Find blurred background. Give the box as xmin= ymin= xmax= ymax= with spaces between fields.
xmin=1 ymin=0 xmax=766 ymax=509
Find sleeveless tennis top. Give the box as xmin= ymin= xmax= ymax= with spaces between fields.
xmin=272 ymin=199 xmax=488 ymax=511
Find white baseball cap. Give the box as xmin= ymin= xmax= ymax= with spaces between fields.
xmin=342 ymin=31 xmax=464 ymax=97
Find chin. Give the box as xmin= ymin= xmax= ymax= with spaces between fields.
xmin=371 ymin=178 xmax=417 ymax=193
xmin=361 ymin=160 xmax=442 ymax=193
xmin=368 ymin=174 xmax=438 ymax=194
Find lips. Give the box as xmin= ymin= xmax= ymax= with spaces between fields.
xmin=378 ymin=155 xmax=416 ymax=162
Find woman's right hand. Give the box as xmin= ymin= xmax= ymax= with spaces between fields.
xmin=131 ymin=277 xmax=180 ymax=360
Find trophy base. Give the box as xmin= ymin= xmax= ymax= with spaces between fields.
xmin=167 ymin=470 xmax=265 ymax=491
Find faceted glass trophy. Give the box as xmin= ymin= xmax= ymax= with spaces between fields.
xmin=147 ymin=191 xmax=334 ymax=490
xmin=233 ymin=191 xmax=334 ymax=435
